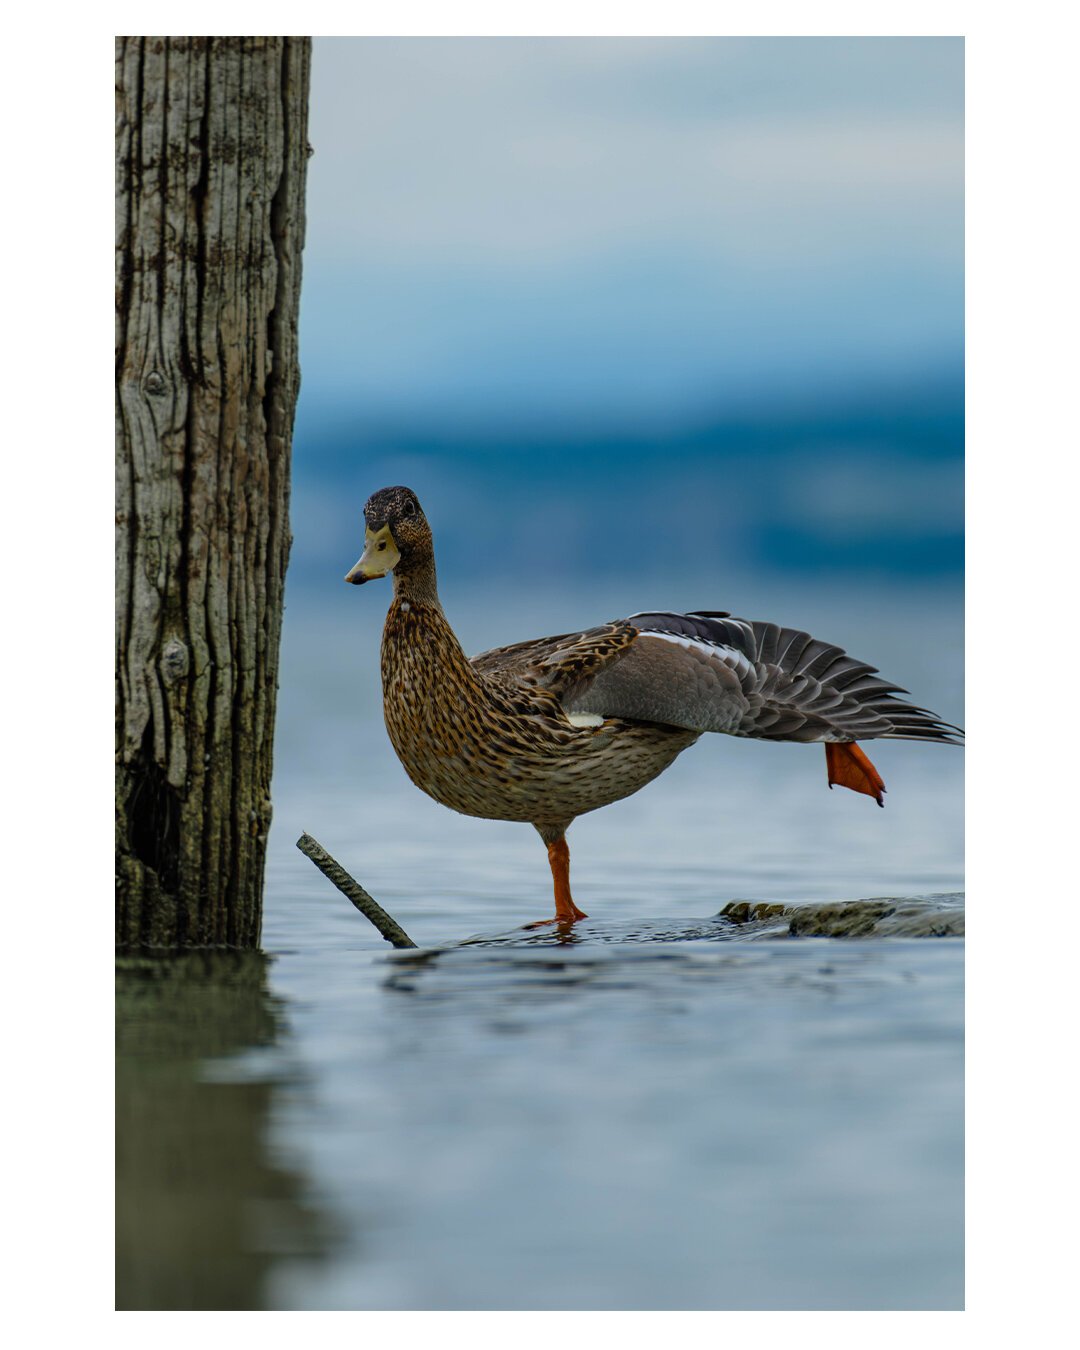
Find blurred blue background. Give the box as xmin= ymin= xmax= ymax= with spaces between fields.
xmin=291 ymin=35 xmax=963 ymax=589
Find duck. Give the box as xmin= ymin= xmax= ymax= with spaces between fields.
xmin=345 ymin=485 xmax=963 ymax=928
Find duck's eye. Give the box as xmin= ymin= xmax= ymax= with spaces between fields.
xmin=402 ymin=499 xmax=417 ymax=517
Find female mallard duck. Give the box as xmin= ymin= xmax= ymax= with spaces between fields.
xmin=346 ymin=486 xmax=963 ymax=927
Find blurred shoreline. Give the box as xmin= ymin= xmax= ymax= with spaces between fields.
xmin=288 ymin=373 xmax=963 ymax=595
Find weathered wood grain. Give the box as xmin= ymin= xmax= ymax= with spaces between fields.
xmin=116 ymin=37 xmax=310 ymax=947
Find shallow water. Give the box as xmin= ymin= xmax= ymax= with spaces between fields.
xmin=116 ymin=578 xmax=964 ymax=1310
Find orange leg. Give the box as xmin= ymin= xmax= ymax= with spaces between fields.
xmin=825 ymin=742 xmax=886 ymax=807
xmin=524 ymin=836 xmax=588 ymax=928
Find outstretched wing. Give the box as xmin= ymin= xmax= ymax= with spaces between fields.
xmin=561 ymin=610 xmax=963 ymax=745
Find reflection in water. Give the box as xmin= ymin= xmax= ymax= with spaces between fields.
xmin=262 ymin=922 xmax=963 ymax=1310
xmin=115 ymin=953 xmax=333 ymax=1310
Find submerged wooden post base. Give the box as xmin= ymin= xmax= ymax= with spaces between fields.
xmin=296 ymin=833 xmax=418 ymax=949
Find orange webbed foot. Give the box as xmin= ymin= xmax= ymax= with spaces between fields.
xmin=825 ymin=742 xmax=886 ymax=807
xmin=522 ymin=906 xmax=588 ymax=931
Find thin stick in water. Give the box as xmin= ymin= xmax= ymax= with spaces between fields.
xmin=296 ymin=832 xmax=418 ymax=949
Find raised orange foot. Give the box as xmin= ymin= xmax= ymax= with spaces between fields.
xmin=825 ymin=741 xmax=886 ymax=807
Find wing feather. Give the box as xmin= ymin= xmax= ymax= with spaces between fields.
xmin=564 ymin=612 xmax=963 ymax=745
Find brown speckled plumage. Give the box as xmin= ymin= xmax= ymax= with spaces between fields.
xmin=381 ymin=599 xmax=697 ymax=840
xmin=346 ymin=486 xmax=963 ymax=925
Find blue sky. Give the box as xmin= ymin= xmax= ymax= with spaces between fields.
xmin=299 ymin=37 xmax=963 ymax=431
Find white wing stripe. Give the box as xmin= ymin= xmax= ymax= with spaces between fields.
xmin=639 ymin=630 xmax=756 ymax=682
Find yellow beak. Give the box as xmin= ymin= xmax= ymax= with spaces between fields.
xmin=344 ymin=524 xmax=400 ymax=585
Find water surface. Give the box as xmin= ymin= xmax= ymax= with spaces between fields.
xmin=118 ymin=578 xmax=964 ymax=1310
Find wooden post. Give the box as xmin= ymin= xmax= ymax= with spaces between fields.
xmin=115 ymin=37 xmax=311 ymax=947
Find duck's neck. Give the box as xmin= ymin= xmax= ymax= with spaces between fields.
xmin=392 ymin=558 xmax=442 ymax=610
xmin=383 ymin=557 xmax=477 ymax=696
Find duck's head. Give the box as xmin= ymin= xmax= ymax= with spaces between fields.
xmin=345 ymin=486 xmax=432 ymax=585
